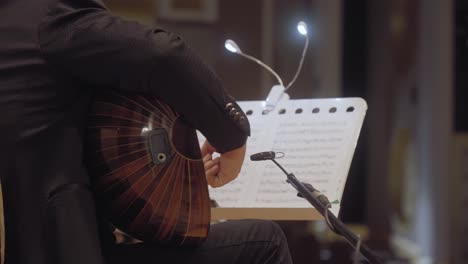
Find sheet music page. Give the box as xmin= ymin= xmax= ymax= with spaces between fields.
xmin=198 ymin=98 xmax=367 ymax=216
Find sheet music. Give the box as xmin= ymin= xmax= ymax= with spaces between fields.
xmin=198 ymin=98 xmax=367 ymax=216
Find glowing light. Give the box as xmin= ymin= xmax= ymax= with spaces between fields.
xmin=225 ymin=39 xmax=241 ymax=53
xmin=297 ymin=21 xmax=308 ymax=36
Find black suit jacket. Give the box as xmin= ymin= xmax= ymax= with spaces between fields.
xmin=0 ymin=0 xmax=249 ymax=263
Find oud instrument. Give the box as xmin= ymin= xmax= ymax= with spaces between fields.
xmin=86 ymin=92 xmax=210 ymax=246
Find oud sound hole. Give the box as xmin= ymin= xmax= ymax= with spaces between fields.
xmin=157 ymin=153 xmax=167 ymax=162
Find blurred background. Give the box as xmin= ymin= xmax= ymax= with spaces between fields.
xmin=103 ymin=0 xmax=467 ymax=263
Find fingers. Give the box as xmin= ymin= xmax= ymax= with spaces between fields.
xmin=203 ymin=144 xmax=247 ymax=188
xmin=203 ymin=153 xmax=211 ymax=163
xmin=203 ymin=155 xmax=220 ymax=171
xmin=205 ymin=165 xmax=219 ymax=182
xmin=203 ymin=153 xmax=227 ymax=188
xmin=206 ymin=171 xmax=222 ymax=188
xmin=203 ymin=154 xmax=220 ymax=186
xmin=201 ymin=140 xmax=216 ymax=157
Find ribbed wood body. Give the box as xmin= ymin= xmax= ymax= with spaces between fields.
xmin=86 ymin=92 xmax=210 ymax=246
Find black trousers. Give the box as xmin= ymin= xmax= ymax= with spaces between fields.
xmin=106 ymin=220 xmax=293 ymax=264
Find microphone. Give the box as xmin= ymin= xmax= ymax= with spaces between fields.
xmin=250 ymin=151 xmax=276 ymax=161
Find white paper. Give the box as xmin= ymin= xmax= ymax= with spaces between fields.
xmin=198 ymin=98 xmax=367 ymax=216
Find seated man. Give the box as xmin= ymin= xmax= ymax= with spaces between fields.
xmin=0 ymin=0 xmax=292 ymax=263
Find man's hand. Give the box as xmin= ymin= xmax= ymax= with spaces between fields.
xmin=201 ymin=140 xmax=246 ymax=188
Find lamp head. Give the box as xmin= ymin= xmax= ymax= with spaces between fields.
xmin=225 ymin=39 xmax=241 ymax=53
xmin=297 ymin=21 xmax=308 ymax=36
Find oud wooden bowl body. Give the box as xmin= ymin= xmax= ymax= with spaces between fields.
xmin=86 ymin=92 xmax=210 ymax=246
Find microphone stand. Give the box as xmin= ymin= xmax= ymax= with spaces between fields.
xmin=269 ymin=159 xmax=384 ymax=264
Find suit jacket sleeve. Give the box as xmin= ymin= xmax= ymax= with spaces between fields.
xmin=38 ymin=0 xmax=249 ymax=153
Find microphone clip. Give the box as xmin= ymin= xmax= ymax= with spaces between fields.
xmin=264 ymin=85 xmax=290 ymax=113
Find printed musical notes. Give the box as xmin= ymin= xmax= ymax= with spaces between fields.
xmin=199 ymin=98 xmax=367 ymax=216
